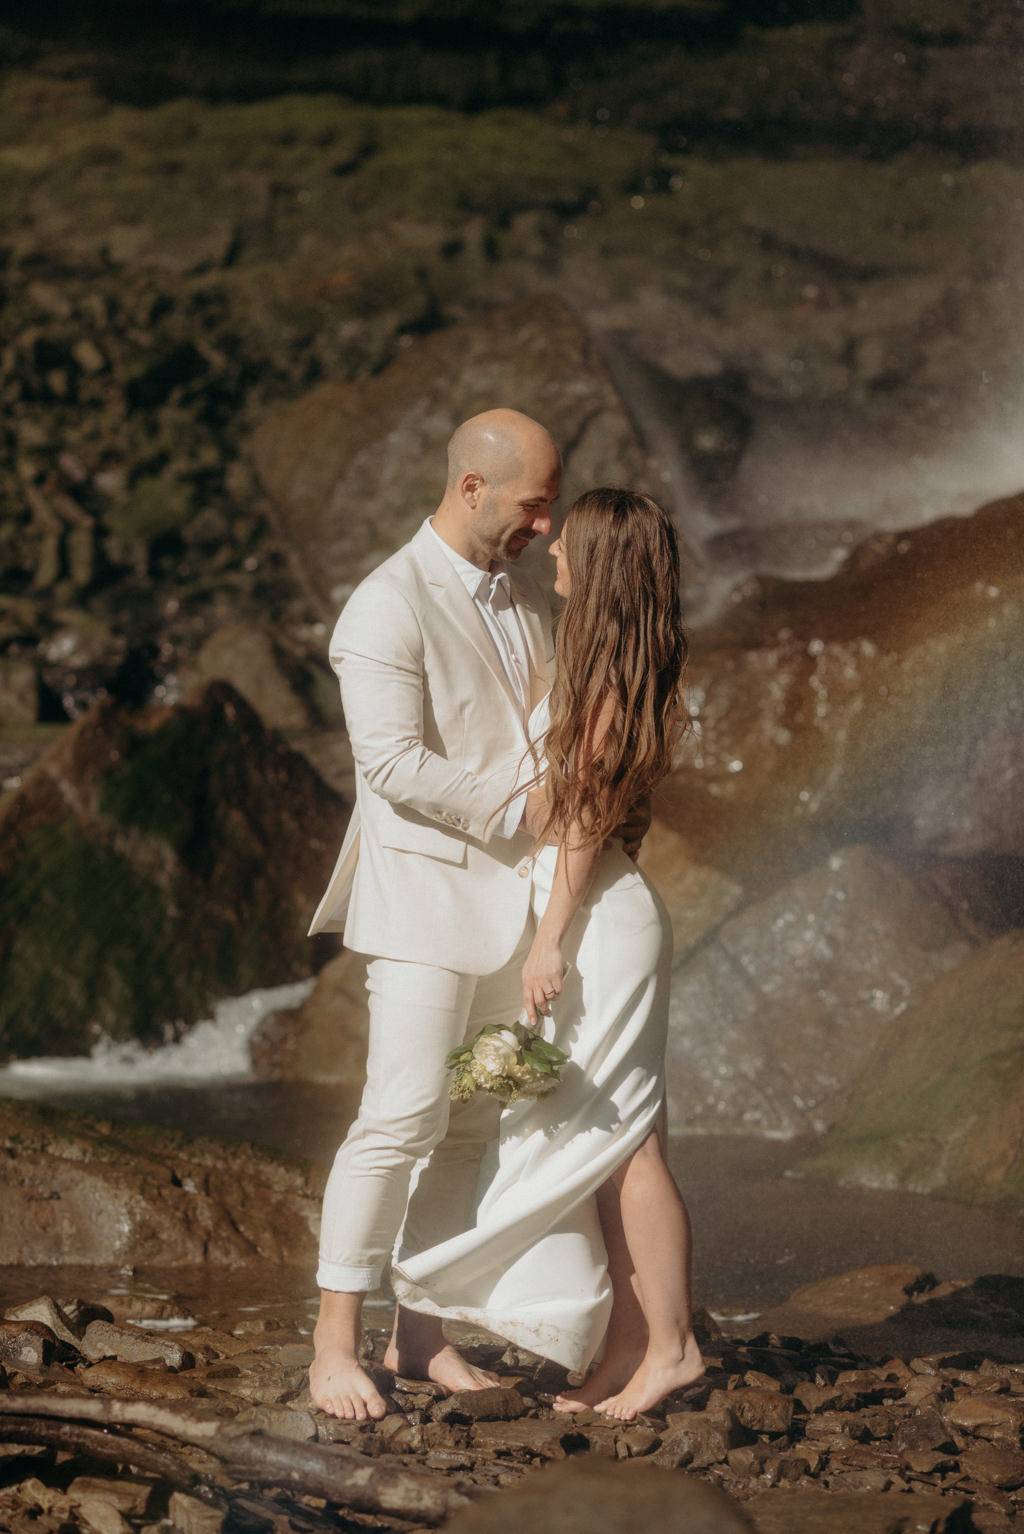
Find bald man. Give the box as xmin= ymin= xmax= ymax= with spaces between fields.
xmin=308 ymin=409 xmax=562 ymax=1419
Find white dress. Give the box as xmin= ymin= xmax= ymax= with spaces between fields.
xmin=391 ymin=698 xmax=672 ymax=1372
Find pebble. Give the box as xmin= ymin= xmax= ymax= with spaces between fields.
xmin=0 ymin=1284 xmax=1022 ymax=1531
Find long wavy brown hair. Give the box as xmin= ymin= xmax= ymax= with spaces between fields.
xmin=538 ymin=487 xmax=688 ymax=849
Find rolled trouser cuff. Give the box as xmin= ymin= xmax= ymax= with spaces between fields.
xmin=316 ymin=1261 xmax=382 ymax=1293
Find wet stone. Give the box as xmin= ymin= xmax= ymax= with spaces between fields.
xmin=5 ymin=1297 xmax=93 ymax=1349
xmin=76 ymin=1360 xmax=207 ymax=1400
xmin=81 ymin=1321 xmax=193 ymax=1371
xmin=0 ymin=1320 xmax=56 ymax=1370
xmin=894 ymin=1409 xmax=958 ymax=1456
xmin=470 ymin=1418 xmax=587 ymax=1460
xmin=431 ymin=1386 xmax=526 ymax=1424
xmin=958 ymin=1443 xmax=1024 ymax=1489
xmin=650 ymin=1406 xmax=750 ymax=1469
xmin=708 ymin=1386 xmax=795 ymax=1436
xmin=943 ymin=1394 xmax=1024 ymax=1446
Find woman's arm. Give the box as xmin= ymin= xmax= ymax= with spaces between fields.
xmin=521 ymin=694 xmax=616 ymax=1026
xmin=522 ymin=831 xmax=602 ymax=1025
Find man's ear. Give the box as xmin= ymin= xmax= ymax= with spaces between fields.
xmin=461 ymin=471 xmax=484 ymax=507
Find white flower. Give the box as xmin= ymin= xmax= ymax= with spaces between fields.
xmin=471 ymin=1030 xmax=519 ymax=1077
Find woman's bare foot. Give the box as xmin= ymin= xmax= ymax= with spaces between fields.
xmin=383 ymin=1306 xmax=499 ymax=1394
xmin=552 ymin=1347 xmax=643 ymax=1414
xmin=309 ymin=1342 xmax=389 ymax=1421
xmin=595 ymin=1333 xmax=705 ymax=1421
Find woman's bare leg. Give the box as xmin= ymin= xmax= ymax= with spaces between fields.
xmin=552 ymin=1180 xmax=648 ymax=1411
xmin=594 ymin=1129 xmax=704 ymax=1420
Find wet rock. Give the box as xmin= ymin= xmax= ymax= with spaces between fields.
xmin=0 ymin=681 xmax=346 ymax=1058
xmin=4 ymin=1296 xmax=103 ymax=1350
xmin=666 ymin=846 xmax=969 ymax=1136
xmin=0 ymin=1098 xmax=321 ymax=1267
xmin=944 ymin=1393 xmax=1024 ymax=1448
xmin=650 ymin=1406 xmax=749 ymax=1469
xmin=76 ymin=1360 xmax=205 ymax=1401
xmin=250 ymin=295 xmax=666 ymax=619
xmin=443 ymin=1456 xmax=754 ymax=1532
xmin=67 ymin=1478 xmax=152 ymax=1517
xmin=431 ymin=1387 xmax=525 ymax=1425
xmin=894 ymin=1410 xmax=958 ymax=1458
xmin=470 ymin=1418 xmax=588 ymax=1461
xmin=707 ymin=1387 xmax=794 ymax=1437
xmin=79 ymin=1321 xmax=192 ymax=1371
xmin=755 ymin=1265 xmax=939 ymax=1345
xmin=0 ymin=1320 xmax=55 ymax=1370
xmin=166 ymin=1490 xmax=225 ymax=1534
xmin=958 ymin=1443 xmax=1024 ymax=1490
xmin=794 ymin=933 xmax=1024 ymax=1217
xmin=250 ymin=948 xmax=369 ymax=1084
xmin=180 ymin=622 xmax=315 ymax=732
xmin=664 ymin=495 xmax=1024 ymax=882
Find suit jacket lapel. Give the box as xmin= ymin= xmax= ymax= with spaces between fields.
xmin=410 ymin=523 xmax=527 ymax=721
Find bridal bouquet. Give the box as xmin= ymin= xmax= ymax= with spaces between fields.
xmin=446 ymin=1021 xmax=568 ymax=1105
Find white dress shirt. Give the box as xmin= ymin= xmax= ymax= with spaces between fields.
xmin=427 ymin=518 xmax=531 ymax=838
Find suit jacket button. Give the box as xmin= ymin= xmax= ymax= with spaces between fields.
xmin=518 ymin=864 xmax=530 ymax=878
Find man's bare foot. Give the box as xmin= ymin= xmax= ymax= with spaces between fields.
xmin=384 ymin=1306 xmax=499 ymax=1394
xmin=552 ymin=1348 xmax=643 ymax=1414
xmin=595 ymin=1334 xmax=705 ymax=1421
xmin=309 ymin=1343 xmax=389 ymax=1421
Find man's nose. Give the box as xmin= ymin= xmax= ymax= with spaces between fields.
xmin=531 ymin=509 xmax=552 ymax=535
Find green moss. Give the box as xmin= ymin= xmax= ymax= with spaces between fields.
xmin=0 ymin=819 xmax=186 ymax=1055
xmin=105 ymin=477 xmax=195 ymax=544
xmin=794 ymin=934 xmax=1024 ymax=1216
xmin=97 ymin=713 xmax=201 ymax=851
xmin=352 ymin=106 xmax=656 ymax=224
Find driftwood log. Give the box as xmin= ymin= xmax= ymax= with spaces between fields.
xmin=0 ymin=1393 xmax=471 ymax=1525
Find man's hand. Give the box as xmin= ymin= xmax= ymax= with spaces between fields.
xmin=614 ymin=795 xmax=651 ymax=862
xmin=519 ymin=784 xmax=551 ymax=841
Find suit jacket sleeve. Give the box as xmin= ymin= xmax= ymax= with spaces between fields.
xmin=333 ymin=578 xmax=529 ymax=844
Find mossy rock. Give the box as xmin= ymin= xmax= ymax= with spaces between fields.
xmin=0 ymin=682 xmax=346 ymax=1061
xmin=793 ymin=931 xmax=1024 ymax=1218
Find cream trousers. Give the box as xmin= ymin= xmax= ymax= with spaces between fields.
xmin=316 ymin=927 xmax=531 ymax=1293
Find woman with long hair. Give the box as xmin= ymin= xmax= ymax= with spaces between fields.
xmin=392 ymin=488 xmax=703 ymax=1420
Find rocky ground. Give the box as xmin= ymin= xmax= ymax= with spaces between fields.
xmin=1 ymin=1264 xmax=1023 ymax=1534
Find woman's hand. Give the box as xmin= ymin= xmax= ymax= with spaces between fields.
xmin=522 ymin=933 xmax=565 ymax=1027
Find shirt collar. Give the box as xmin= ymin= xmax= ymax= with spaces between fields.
xmin=426 ymin=518 xmax=511 ymax=603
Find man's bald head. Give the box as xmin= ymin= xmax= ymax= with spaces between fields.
xmin=446 ymin=409 xmax=558 ymax=493
xmin=434 ymin=408 xmax=562 ymax=569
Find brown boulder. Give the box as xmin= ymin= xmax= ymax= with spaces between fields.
xmin=250 ymin=295 xmax=671 ymax=620
xmin=0 ymin=681 xmax=346 ymax=1059
xmin=666 ymin=845 xmax=969 ymax=1136
xmin=753 ymin=1264 xmax=938 ymax=1345
xmin=180 ymin=622 xmax=315 ymax=732
xmin=660 ymin=493 xmax=1024 ymax=882
xmin=251 ymin=947 xmax=369 ymax=1087
xmin=0 ymin=1098 xmax=321 ymax=1267
xmin=793 ymin=931 xmax=1024 ymax=1216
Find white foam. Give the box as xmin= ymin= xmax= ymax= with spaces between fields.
xmin=0 ymin=979 xmax=315 ymax=1093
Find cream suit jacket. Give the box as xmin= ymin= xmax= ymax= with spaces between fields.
xmin=308 ymin=521 xmax=554 ymax=974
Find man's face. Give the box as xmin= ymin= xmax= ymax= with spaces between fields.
xmin=472 ymin=449 xmax=561 ymax=565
